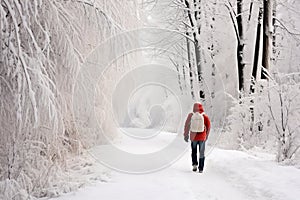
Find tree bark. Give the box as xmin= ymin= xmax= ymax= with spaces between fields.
xmin=182 ymin=64 xmax=188 ymax=94
xmin=193 ymin=0 xmax=205 ymax=99
xmin=261 ymin=0 xmax=272 ymax=79
xmin=194 ymin=40 xmax=205 ymax=99
xmin=237 ymin=0 xmax=245 ymax=92
xmin=251 ymin=6 xmax=263 ymax=93
xmin=193 ymin=0 xmax=202 ymax=83
xmin=272 ymin=0 xmax=277 ymax=64
xmin=195 ymin=40 xmax=202 ymax=82
xmin=184 ymin=0 xmax=204 ymax=99
xmin=186 ymin=34 xmax=195 ymax=99
xmin=210 ymin=0 xmax=216 ymax=99
xmin=248 ymin=0 xmax=254 ymax=21
xmin=171 ymin=58 xmax=183 ymax=94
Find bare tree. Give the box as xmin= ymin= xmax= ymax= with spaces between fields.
xmin=226 ymin=0 xmax=246 ymax=93
xmin=183 ymin=0 xmax=206 ymax=99
xmin=267 ymin=75 xmax=300 ymax=162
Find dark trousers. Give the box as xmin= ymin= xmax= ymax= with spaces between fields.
xmin=191 ymin=141 xmax=206 ymax=170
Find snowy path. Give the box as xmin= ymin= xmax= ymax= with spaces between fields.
xmin=52 ymin=129 xmax=300 ymax=200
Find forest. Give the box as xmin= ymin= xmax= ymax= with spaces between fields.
xmin=0 ymin=0 xmax=300 ymax=199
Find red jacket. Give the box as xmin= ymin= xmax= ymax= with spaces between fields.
xmin=184 ymin=103 xmax=211 ymax=141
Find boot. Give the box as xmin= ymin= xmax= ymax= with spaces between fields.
xmin=199 ymin=157 xmax=205 ymax=173
xmin=192 ymin=165 xmax=197 ymax=172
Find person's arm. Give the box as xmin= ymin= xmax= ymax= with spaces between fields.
xmin=204 ymin=115 xmax=211 ymax=139
xmin=184 ymin=113 xmax=192 ymax=141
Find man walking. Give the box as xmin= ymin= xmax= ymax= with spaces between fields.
xmin=184 ymin=102 xmax=211 ymax=173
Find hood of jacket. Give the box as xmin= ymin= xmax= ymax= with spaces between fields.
xmin=193 ymin=102 xmax=204 ymax=113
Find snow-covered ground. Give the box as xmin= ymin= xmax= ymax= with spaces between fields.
xmin=51 ymin=128 xmax=300 ymax=200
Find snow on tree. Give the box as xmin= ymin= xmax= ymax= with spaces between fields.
xmin=0 ymin=0 xmax=140 ymax=199
xmin=221 ymin=73 xmax=300 ymax=163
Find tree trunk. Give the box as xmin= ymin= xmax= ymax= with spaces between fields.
xmin=195 ymin=40 xmax=202 ymax=82
xmin=172 ymin=59 xmax=183 ymax=94
xmin=210 ymin=0 xmax=216 ymax=99
xmin=194 ymin=40 xmax=205 ymax=99
xmin=193 ymin=0 xmax=205 ymax=99
xmin=186 ymin=34 xmax=195 ymax=99
xmin=261 ymin=0 xmax=272 ymax=79
xmin=272 ymin=0 xmax=277 ymax=64
xmin=237 ymin=0 xmax=245 ymax=92
xmin=251 ymin=6 xmax=263 ymax=93
xmin=248 ymin=0 xmax=254 ymax=21
xmin=182 ymin=64 xmax=188 ymax=94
